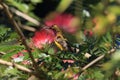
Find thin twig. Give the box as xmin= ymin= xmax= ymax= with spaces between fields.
xmin=0 ymin=2 xmax=41 ymax=79
xmin=17 ymin=21 xmax=36 ymax=32
xmin=69 ymin=54 xmax=105 ymax=80
xmin=20 ymin=25 xmax=36 ymax=32
xmin=0 ymin=4 xmax=37 ymax=32
xmin=82 ymin=54 xmax=105 ymax=71
xmin=0 ymin=59 xmax=32 ymax=73
xmin=10 ymin=8 xmax=40 ymax=26
xmin=10 ymin=8 xmax=46 ymax=28
xmin=82 ymin=48 xmax=116 ymax=71
xmin=69 ymin=48 xmax=116 ymax=80
xmin=0 ymin=51 xmax=6 ymax=55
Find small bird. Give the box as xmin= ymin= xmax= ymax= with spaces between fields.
xmin=51 ymin=25 xmax=80 ymax=53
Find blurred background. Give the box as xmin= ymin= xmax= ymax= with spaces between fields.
xmin=0 ymin=0 xmax=120 ymax=80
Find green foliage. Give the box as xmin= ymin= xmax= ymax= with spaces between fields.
xmin=0 ymin=25 xmax=18 ymax=43
xmin=78 ymin=68 xmax=105 ymax=80
xmin=0 ymin=26 xmax=25 ymax=60
xmin=0 ymin=66 xmax=28 ymax=80
xmin=5 ymin=0 xmax=41 ymax=21
xmin=99 ymin=32 xmax=113 ymax=53
xmin=0 ymin=0 xmax=120 ymax=80
xmin=6 ymin=0 xmax=30 ymax=13
xmin=0 ymin=45 xmax=24 ymax=60
xmin=31 ymin=0 xmax=42 ymax=4
xmin=0 ymin=25 xmax=11 ymax=42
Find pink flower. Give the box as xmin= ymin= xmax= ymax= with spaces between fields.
xmin=32 ymin=28 xmax=56 ymax=49
xmin=73 ymin=73 xmax=80 ymax=80
xmin=11 ymin=50 xmax=27 ymax=59
xmin=63 ymin=59 xmax=75 ymax=63
xmin=45 ymin=13 xmax=80 ymax=33
xmin=11 ymin=50 xmax=31 ymax=65
xmin=21 ymin=60 xmax=31 ymax=65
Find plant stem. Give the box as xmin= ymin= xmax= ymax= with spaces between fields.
xmin=10 ymin=8 xmax=40 ymax=26
xmin=0 ymin=2 xmax=43 ymax=79
xmin=0 ymin=59 xmax=32 ymax=73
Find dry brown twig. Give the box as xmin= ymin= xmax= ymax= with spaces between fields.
xmin=69 ymin=48 xmax=116 ymax=80
xmin=0 ymin=4 xmax=37 ymax=32
xmin=0 ymin=2 xmax=37 ymax=69
xmin=17 ymin=21 xmax=36 ymax=32
xmin=20 ymin=25 xmax=36 ymax=32
xmin=0 ymin=51 xmax=6 ymax=55
xmin=0 ymin=59 xmax=32 ymax=73
xmin=0 ymin=2 xmax=45 ymax=79
xmin=10 ymin=8 xmax=40 ymax=26
xmin=0 ymin=52 xmax=32 ymax=73
xmin=0 ymin=1 xmax=39 ymax=25
xmin=82 ymin=48 xmax=116 ymax=71
xmin=0 ymin=4 xmax=38 ymax=31
xmin=10 ymin=8 xmax=47 ymax=28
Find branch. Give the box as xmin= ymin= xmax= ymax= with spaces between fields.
xmin=82 ymin=48 xmax=116 ymax=71
xmin=0 ymin=2 xmax=41 ymax=79
xmin=17 ymin=21 xmax=36 ymax=32
xmin=0 ymin=4 xmax=47 ymax=29
xmin=0 ymin=51 xmax=6 ymax=55
xmin=82 ymin=54 xmax=105 ymax=71
xmin=69 ymin=48 xmax=116 ymax=80
xmin=10 ymin=8 xmax=40 ymax=26
xmin=0 ymin=59 xmax=32 ymax=73
xmin=0 ymin=4 xmax=38 ymax=32
xmin=20 ymin=25 xmax=36 ymax=32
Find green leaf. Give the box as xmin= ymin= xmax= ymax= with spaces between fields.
xmin=93 ymin=71 xmax=104 ymax=80
xmin=56 ymin=0 xmax=73 ymax=13
xmin=0 ymin=45 xmax=24 ymax=52
xmin=53 ymin=71 xmax=65 ymax=80
xmin=31 ymin=0 xmax=42 ymax=4
xmin=78 ymin=74 xmax=86 ymax=80
xmin=6 ymin=0 xmax=29 ymax=13
xmin=4 ymin=68 xmax=20 ymax=76
xmin=48 ymin=48 xmax=55 ymax=55
xmin=0 ymin=45 xmax=24 ymax=60
xmin=106 ymin=32 xmax=112 ymax=42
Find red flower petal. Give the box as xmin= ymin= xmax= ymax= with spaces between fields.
xmin=45 ymin=13 xmax=80 ymax=33
xmin=32 ymin=28 xmax=56 ymax=49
